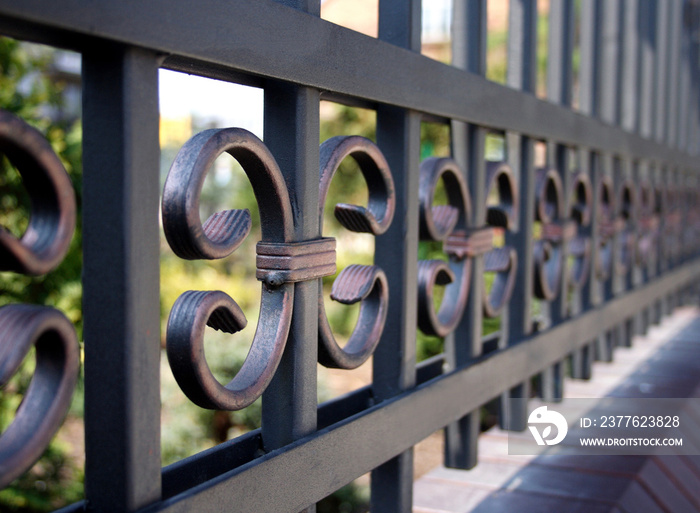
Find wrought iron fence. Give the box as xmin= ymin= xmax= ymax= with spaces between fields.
xmin=0 ymin=0 xmax=699 ymax=512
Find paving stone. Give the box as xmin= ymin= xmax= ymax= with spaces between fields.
xmin=413 ymin=308 xmax=700 ymax=512
xmin=428 ymin=461 xmax=524 ymax=490
xmin=653 ymin=456 xmax=700 ymax=508
xmin=636 ymin=459 xmax=700 ymax=513
xmin=468 ymin=489 xmax=618 ymax=513
xmin=617 ymin=481 xmax=665 ymax=513
xmin=413 ymin=478 xmax=493 ymax=512
xmin=490 ymin=465 xmax=637 ymax=504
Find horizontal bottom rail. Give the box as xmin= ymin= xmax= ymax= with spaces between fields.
xmin=62 ymin=259 xmax=700 ymax=513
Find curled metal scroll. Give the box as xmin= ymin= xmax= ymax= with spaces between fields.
xmin=0 ymin=110 xmax=79 ymax=487
xmin=163 ymin=128 xmax=295 ymax=410
xmin=482 ymin=161 xmax=517 ymax=318
xmin=317 ymin=136 xmax=393 ymax=369
xmin=533 ymin=168 xmax=570 ymax=301
xmin=0 ymin=110 xmax=76 ymax=275
xmin=596 ymin=177 xmax=615 ymax=280
xmin=567 ymin=171 xmax=592 ymax=290
xmin=614 ymin=181 xmax=636 ymax=276
xmin=0 ymin=305 xmax=79 ymax=488
xmin=416 ymin=157 xmax=492 ymax=337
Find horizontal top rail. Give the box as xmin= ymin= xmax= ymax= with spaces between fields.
xmin=0 ymin=0 xmax=697 ymax=169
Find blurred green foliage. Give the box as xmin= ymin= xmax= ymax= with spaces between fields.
xmin=0 ymin=37 xmax=84 ymax=512
xmin=0 ymin=37 xmax=83 ymax=330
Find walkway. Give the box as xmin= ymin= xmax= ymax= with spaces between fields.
xmin=414 ymin=306 xmax=700 ymax=513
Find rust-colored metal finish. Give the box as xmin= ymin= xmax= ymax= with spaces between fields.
xmin=444 ymin=227 xmax=493 ymax=259
xmin=533 ymin=168 xmax=567 ymax=301
xmin=163 ymin=128 xmax=295 ymax=410
xmin=317 ymin=136 xmax=394 ymax=369
xmin=256 ymin=238 xmax=336 ymax=286
xmin=0 ymin=110 xmax=79 ymax=488
xmin=319 ymin=265 xmax=388 ymax=369
xmin=482 ymin=161 xmax=518 ymax=318
xmin=0 ymin=110 xmax=76 ymax=275
xmin=163 ymin=128 xmax=294 ymax=259
xmin=0 ymin=305 xmax=79 ymax=489
xmin=568 ymin=171 xmax=593 ymax=289
xmin=416 ymin=157 xmax=474 ymax=337
xmin=166 ymin=290 xmax=291 ymax=410
xmin=319 ymin=136 xmax=395 ymax=236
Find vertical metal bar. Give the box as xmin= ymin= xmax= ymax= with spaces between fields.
xmin=579 ymin=0 xmax=602 ymax=311
xmin=508 ymin=0 xmax=538 ymax=97
xmin=599 ymin=0 xmax=627 ymax=360
xmin=500 ymin=0 xmax=537 ymax=432
xmin=666 ymin=0 xmax=682 ymax=147
xmin=589 ymin=154 xmax=606 ymax=365
xmin=572 ymin=148 xmax=596 ymax=380
xmin=543 ymin=0 xmax=573 ymax=402
xmin=595 ymin=153 xmax=616 ymax=362
xmin=654 ymin=0 xmax=670 ymax=143
xmin=262 ymin=84 xmax=320 ymax=447
xmin=578 ymin=1 xmax=605 ymax=380
xmin=612 ymin=158 xmax=626 ymax=295
xmin=638 ymin=0 xmax=656 ymax=139
xmin=445 ymin=0 xmax=487 ymax=470
xmin=634 ymin=159 xmax=650 ymax=336
xmin=262 ymin=3 xmax=321 ymax=512
xmin=621 ymin=0 xmax=640 ymax=133
xmin=82 ymin=45 xmax=161 ymax=513
xmin=546 ymin=0 xmax=574 ymax=211
xmin=372 ymin=1 xmax=421 ymax=510
xmin=677 ymin=5 xmax=691 ymax=153
xmin=692 ymin=6 xmax=700 ymax=156
xmin=546 ymin=0 xmax=574 ymax=108
xmin=649 ymin=162 xmax=660 ymax=280
xmin=689 ymin=7 xmax=700 ymax=156
xmin=571 ymin=341 xmax=593 ymax=380
xmin=659 ymin=165 xmax=670 ymax=275
xmin=600 ymin=0 xmax=622 ymax=126
xmin=623 ymin=157 xmax=636 ymax=347
xmin=579 ymin=0 xmax=601 ymax=117
xmin=371 ymin=115 xmax=420 ymax=512
xmin=581 ymin=150 xmax=599 ymax=310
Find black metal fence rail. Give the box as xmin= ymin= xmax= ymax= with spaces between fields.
xmin=0 ymin=1 xmax=698 ymax=512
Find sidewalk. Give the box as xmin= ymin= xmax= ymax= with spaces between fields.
xmin=414 ymin=307 xmax=700 ymax=513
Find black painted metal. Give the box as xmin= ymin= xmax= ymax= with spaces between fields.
xmin=370 ymin=3 xmax=422 ymax=510
xmin=1 ymin=1 xmax=699 ymax=512
xmin=445 ymin=0 xmax=487 ymax=471
xmin=81 ymin=46 xmax=162 ymax=513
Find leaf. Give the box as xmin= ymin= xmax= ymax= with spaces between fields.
xmin=542 ymin=426 xmax=552 ymax=439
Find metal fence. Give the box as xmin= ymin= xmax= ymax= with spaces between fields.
xmin=0 ymin=0 xmax=699 ymax=512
